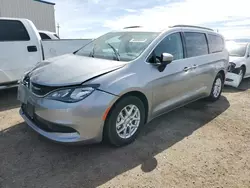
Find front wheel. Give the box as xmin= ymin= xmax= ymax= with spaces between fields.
xmin=104 ymin=96 xmax=145 ymax=147
xmin=237 ymin=66 xmax=245 ymax=87
xmin=207 ymin=73 xmax=223 ymax=102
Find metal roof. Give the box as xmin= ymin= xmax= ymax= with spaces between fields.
xmin=33 ymin=0 xmax=55 ymax=5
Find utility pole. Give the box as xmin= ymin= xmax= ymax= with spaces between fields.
xmin=57 ymin=23 xmax=60 ymax=37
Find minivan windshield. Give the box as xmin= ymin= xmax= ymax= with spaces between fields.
xmin=227 ymin=43 xmax=247 ymax=57
xmin=75 ymin=31 xmax=159 ymax=61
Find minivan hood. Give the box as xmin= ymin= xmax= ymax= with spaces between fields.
xmin=29 ymin=54 xmax=127 ymax=86
xmin=229 ymin=56 xmax=245 ymax=64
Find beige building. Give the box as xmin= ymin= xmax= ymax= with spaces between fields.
xmin=0 ymin=0 xmax=56 ymax=32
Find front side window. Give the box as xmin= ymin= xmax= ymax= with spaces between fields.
xmin=75 ymin=31 xmax=159 ymax=61
xmin=148 ymin=32 xmax=184 ymax=63
xmin=184 ymin=32 xmax=208 ymax=57
xmin=0 ymin=20 xmax=30 ymax=41
xmin=208 ymin=34 xmax=224 ymax=53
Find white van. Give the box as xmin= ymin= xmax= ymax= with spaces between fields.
xmin=0 ymin=18 xmax=92 ymax=89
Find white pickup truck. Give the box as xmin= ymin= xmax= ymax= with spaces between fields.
xmin=0 ymin=17 xmax=92 ymax=89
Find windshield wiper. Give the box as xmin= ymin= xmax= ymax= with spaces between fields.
xmin=89 ymin=44 xmax=96 ymax=58
xmin=107 ymin=43 xmax=120 ymax=61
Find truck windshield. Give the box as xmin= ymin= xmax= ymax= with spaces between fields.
xmin=75 ymin=31 xmax=159 ymax=61
xmin=227 ymin=43 xmax=247 ymax=57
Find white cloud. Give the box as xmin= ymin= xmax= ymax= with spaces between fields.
xmin=104 ymin=0 xmax=250 ymax=37
xmin=219 ymin=26 xmax=250 ymax=39
xmin=124 ymin=9 xmax=137 ymax=13
xmin=223 ymin=19 xmax=250 ymax=27
xmin=54 ymin=0 xmax=250 ymax=39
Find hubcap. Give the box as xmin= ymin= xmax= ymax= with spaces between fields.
xmin=213 ymin=78 xmax=222 ymax=98
xmin=116 ymin=104 xmax=141 ymax=139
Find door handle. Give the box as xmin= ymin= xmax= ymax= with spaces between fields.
xmin=183 ymin=67 xmax=191 ymax=72
xmin=27 ymin=45 xmax=37 ymax=52
xmin=192 ymin=64 xmax=198 ymax=69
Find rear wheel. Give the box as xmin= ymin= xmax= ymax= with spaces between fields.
xmin=104 ymin=96 xmax=145 ymax=147
xmin=207 ymin=73 xmax=223 ymax=102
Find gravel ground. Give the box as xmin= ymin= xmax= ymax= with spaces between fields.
xmin=0 ymin=79 xmax=250 ymax=188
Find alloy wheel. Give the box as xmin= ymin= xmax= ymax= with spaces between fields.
xmin=116 ymin=104 xmax=141 ymax=139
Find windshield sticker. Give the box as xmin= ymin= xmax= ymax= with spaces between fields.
xmin=129 ymin=38 xmax=148 ymax=43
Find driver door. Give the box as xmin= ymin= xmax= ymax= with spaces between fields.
xmin=149 ymin=32 xmax=198 ymax=118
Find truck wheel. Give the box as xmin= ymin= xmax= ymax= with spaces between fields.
xmin=104 ymin=96 xmax=145 ymax=147
xmin=207 ymin=73 xmax=223 ymax=102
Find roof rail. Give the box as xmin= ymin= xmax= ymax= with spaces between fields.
xmin=123 ymin=26 xmax=142 ymax=29
xmin=170 ymin=25 xmax=213 ymax=31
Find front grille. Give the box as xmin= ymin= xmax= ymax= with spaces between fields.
xmin=22 ymin=104 xmax=76 ymax=133
xmin=31 ymin=82 xmax=59 ymax=96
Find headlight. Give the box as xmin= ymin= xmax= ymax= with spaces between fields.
xmin=46 ymin=86 xmax=95 ymax=102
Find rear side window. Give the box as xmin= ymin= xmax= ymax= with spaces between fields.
xmin=39 ymin=33 xmax=51 ymax=40
xmin=148 ymin=32 xmax=184 ymax=63
xmin=184 ymin=32 xmax=208 ymax=57
xmin=0 ymin=20 xmax=30 ymax=41
xmin=208 ymin=34 xmax=224 ymax=53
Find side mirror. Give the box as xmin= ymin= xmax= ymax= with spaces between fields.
xmin=156 ymin=53 xmax=173 ymax=72
xmin=161 ymin=53 xmax=173 ymax=65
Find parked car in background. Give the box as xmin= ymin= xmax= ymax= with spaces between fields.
xmin=18 ymin=25 xmax=229 ymax=146
xmin=225 ymin=41 xmax=250 ymax=87
xmin=0 ymin=17 xmax=91 ymax=89
xmin=39 ymin=30 xmax=60 ymax=40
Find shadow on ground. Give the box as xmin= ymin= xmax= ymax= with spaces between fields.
xmin=0 ymin=88 xmax=20 ymax=112
xmin=0 ymin=96 xmax=230 ymax=188
xmin=224 ymin=77 xmax=250 ymax=93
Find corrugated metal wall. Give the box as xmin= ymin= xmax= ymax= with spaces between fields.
xmin=0 ymin=0 xmax=55 ymax=32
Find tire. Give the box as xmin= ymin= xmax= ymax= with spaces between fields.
xmin=237 ymin=66 xmax=246 ymax=87
xmin=207 ymin=73 xmax=223 ymax=102
xmin=104 ymin=96 xmax=145 ymax=147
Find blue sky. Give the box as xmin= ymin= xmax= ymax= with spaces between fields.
xmin=52 ymin=0 xmax=250 ymax=39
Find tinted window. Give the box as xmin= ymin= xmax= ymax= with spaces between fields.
xmin=39 ymin=33 xmax=51 ymax=40
xmin=208 ymin=34 xmax=224 ymax=53
xmin=184 ymin=32 xmax=208 ymax=57
xmin=148 ymin=32 xmax=184 ymax=63
xmin=0 ymin=20 xmax=30 ymax=41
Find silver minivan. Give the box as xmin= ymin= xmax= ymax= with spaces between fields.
xmin=18 ymin=25 xmax=229 ymax=146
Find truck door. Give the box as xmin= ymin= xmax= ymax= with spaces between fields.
xmin=0 ymin=19 xmax=41 ymax=84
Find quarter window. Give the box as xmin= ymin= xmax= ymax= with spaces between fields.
xmin=39 ymin=33 xmax=51 ymax=40
xmin=208 ymin=34 xmax=224 ymax=53
xmin=184 ymin=32 xmax=208 ymax=57
xmin=148 ymin=32 xmax=184 ymax=63
xmin=0 ymin=20 xmax=30 ymax=41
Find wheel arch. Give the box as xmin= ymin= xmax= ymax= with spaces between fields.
xmin=241 ymin=64 xmax=246 ymax=75
xmin=218 ymin=69 xmax=225 ymax=82
xmin=103 ymin=90 xmax=150 ymax=126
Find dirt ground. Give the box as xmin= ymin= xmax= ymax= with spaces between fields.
xmin=0 ymin=79 xmax=250 ymax=188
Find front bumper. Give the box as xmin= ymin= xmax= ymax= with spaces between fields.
xmin=225 ymin=72 xmax=242 ymax=88
xmin=18 ymin=83 xmax=118 ymax=144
